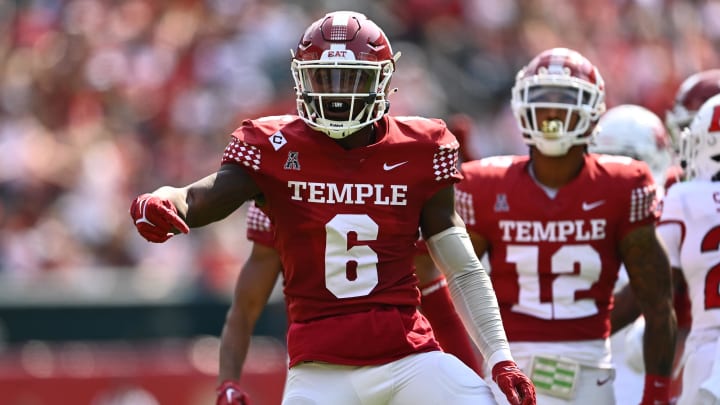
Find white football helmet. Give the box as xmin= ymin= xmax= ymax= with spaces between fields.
xmin=682 ymin=93 xmax=720 ymax=181
xmin=591 ymin=104 xmax=672 ymax=185
xmin=511 ymin=48 xmax=606 ymax=156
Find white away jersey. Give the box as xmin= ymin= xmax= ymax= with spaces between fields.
xmin=657 ymin=180 xmax=720 ymax=336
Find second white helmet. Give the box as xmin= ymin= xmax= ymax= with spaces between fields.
xmin=591 ymin=104 xmax=672 ymax=186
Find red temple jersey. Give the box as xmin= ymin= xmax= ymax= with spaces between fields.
xmin=456 ymin=153 xmax=658 ymax=342
xmin=222 ymin=115 xmax=462 ymax=366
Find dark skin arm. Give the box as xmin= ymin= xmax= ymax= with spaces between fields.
xmin=610 ymin=281 xmax=641 ymax=334
xmin=611 ymin=267 xmax=688 ymax=334
xmin=620 ymin=224 xmax=677 ymax=376
xmin=419 ymin=185 xmax=466 ymax=239
xmin=153 ymin=164 xmax=261 ymax=228
xmin=467 ymin=230 xmax=490 ymax=260
xmin=218 ymin=242 xmax=283 ymax=383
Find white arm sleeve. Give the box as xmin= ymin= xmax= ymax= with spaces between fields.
xmin=426 ymin=226 xmax=514 ymax=368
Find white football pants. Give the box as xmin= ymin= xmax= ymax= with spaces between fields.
xmin=282 ymin=351 xmax=496 ymax=405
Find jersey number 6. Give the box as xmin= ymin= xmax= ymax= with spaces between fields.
xmin=324 ymin=214 xmax=380 ymax=299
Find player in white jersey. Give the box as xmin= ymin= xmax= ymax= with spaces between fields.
xmin=657 ymin=93 xmax=720 ymax=405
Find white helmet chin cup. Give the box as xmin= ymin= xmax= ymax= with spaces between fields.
xmin=313 ymin=117 xmax=364 ymax=139
xmin=525 ymin=113 xmax=595 ymax=156
xmin=533 ymin=137 xmax=576 ymax=156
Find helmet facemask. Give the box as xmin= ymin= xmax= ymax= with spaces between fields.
xmin=292 ymin=58 xmax=395 ymax=139
xmin=511 ymin=48 xmax=606 ymax=157
xmin=665 ymin=105 xmax=693 ymax=147
xmin=512 ymin=82 xmax=603 ymax=156
xmin=682 ymin=95 xmax=720 ymax=181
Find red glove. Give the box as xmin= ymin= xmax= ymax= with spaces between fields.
xmin=130 ymin=193 xmax=189 ymax=243
xmin=216 ymin=380 xmax=251 ymax=405
xmin=640 ymin=374 xmax=671 ymax=405
xmin=492 ymin=360 xmax=537 ymax=405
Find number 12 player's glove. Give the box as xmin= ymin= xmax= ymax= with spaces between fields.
xmin=129 ymin=193 xmax=189 ymax=243
xmin=492 ymin=360 xmax=537 ymax=405
xmin=216 ymin=380 xmax=251 ymax=405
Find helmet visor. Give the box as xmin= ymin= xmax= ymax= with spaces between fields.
xmin=527 ymin=86 xmax=591 ymax=105
xmin=301 ymin=67 xmax=378 ymax=95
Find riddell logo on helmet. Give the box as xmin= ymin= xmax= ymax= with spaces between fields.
xmin=321 ymin=50 xmax=356 ymax=60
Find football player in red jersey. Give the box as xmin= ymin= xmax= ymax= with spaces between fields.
xmin=451 ymin=48 xmax=677 ymax=404
xmin=239 ymin=201 xmax=484 ymax=376
xmin=658 ymin=93 xmax=720 ymax=405
xmin=230 ymin=113 xmax=485 ymax=378
xmin=129 ymin=11 xmax=534 ymax=405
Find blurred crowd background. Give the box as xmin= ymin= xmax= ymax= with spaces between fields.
xmin=1 ymin=0 xmax=719 ymax=403
xmin=4 ymin=0 xmax=720 ymax=299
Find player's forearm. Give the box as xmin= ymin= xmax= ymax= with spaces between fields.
xmin=641 ymin=304 xmax=677 ymax=375
xmin=153 ymin=170 xmax=248 ymax=228
xmin=610 ymin=284 xmax=642 ymax=334
xmin=621 ymin=226 xmax=677 ymax=373
xmin=218 ymin=311 xmax=254 ymax=383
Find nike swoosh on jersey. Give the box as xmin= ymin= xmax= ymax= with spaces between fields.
xmin=596 ymin=375 xmax=612 ymax=386
xmin=582 ymin=200 xmax=606 ymax=211
xmin=383 ymin=161 xmax=408 ymax=171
